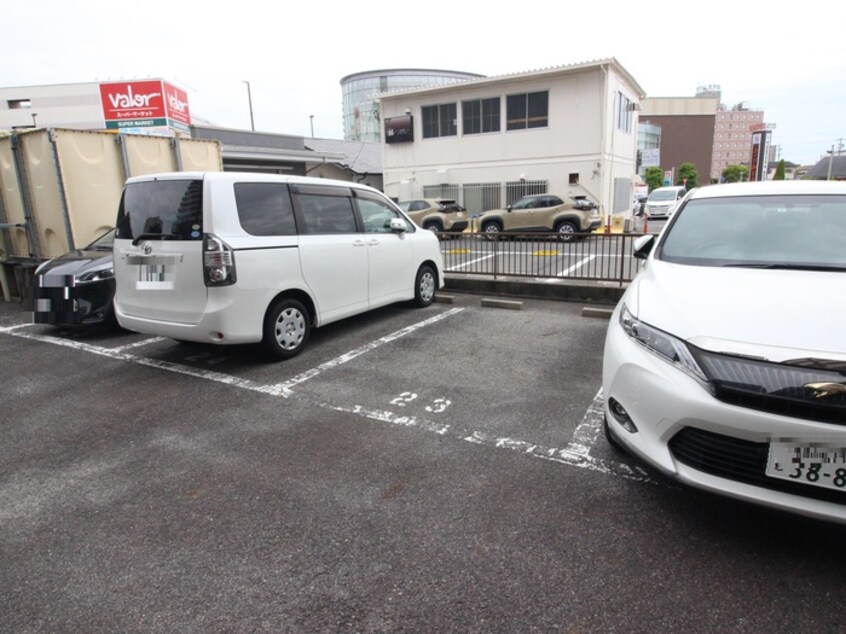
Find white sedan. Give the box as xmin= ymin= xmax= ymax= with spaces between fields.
xmin=602 ymin=181 xmax=846 ymax=524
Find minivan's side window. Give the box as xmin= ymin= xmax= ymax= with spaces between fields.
xmin=234 ymin=183 xmax=297 ymax=236
xmin=116 ymin=179 xmax=203 ymax=241
xmin=295 ymin=193 xmax=358 ymax=234
xmin=356 ymin=195 xmax=413 ymax=233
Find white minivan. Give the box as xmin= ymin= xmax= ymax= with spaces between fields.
xmin=113 ymin=172 xmax=444 ymax=359
xmin=644 ymin=185 xmax=688 ymax=219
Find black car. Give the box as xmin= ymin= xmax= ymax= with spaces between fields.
xmin=31 ymin=229 xmax=116 ymax=327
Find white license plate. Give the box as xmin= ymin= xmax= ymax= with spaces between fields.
xmin=767 ymin=443 xmax=846 ymax=493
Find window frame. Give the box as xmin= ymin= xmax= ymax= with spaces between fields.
xmin=422 ymin=102 xmax=458 ymax=139
xmin=506 ymin=91 xmax=549 ymax=131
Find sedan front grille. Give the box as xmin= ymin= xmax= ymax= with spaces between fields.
xmin=692 ymin=348 xmax=846 ymax=425
xmin=669 ymin=427 xmax=846 ymax=505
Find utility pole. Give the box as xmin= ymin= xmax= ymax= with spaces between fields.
xmin=242 ymin=81 xmax=255 ymax=131
xmin=826 ymin=139 xmax=843 ymax=181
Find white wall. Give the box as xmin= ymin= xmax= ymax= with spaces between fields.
xmin=0 ymin=83 xmax=104 ymax=130
xmin=381 ymin=64 xmax=639 ymax=214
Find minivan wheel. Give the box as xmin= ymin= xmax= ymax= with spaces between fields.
xmin=263 ymin=298 xmax=310 ymax=360
xmin=413 ymin=265 xmax=437 ymax=307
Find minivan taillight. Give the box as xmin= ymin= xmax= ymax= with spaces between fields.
xmin=203 ymin=234 xmax=237 ymax=286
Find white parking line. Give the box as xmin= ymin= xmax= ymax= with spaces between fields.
xmin=446 ymin=253 xmax=495 ymax=271
xmin=2 ymin=308 xmax=466 ymax=399
xmin=328 ymin=390 xmax=656 ymax=484
xmin=111 ymin=337 xmax=166 ymax=352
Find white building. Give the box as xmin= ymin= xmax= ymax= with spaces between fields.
xmin=378 ymin=58 xmax=645 ymax=217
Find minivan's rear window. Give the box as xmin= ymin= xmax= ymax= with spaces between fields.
xmin=116 ymin=179 xmax=203 ymax=241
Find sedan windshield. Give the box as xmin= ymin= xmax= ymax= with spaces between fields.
xmin=658 ymin=195 xmax=846 ymax=270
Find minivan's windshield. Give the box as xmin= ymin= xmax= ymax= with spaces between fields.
xmin=116 ymin=179 xmax=203 ymax=241
xmin=659 ymin=195 xmax=846 ymax=270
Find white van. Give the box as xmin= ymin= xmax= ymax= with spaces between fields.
xmin=644 ymin=185 xmax=687 ymax=219
xmin=113 ymin=172 xmax=444 ymax=359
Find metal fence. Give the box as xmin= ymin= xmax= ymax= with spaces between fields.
xmin=439 ymin=231 xmax=646 ymax=285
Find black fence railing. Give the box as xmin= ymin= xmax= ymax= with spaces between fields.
xmin=439 ymin=231 xmax=646 ymax=285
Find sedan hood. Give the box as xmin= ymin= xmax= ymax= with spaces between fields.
xmin=36 ymin=250 xmax=113 ymax=277
xmin=631 ymin=261 xmax=846 ymax=360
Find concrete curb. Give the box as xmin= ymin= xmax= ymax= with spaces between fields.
xmin=443 ymin=274 xmax=625 ymax=306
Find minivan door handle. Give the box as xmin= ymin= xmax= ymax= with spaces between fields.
xmin=352 ymin=240 xmax=366 ymax=247
xmin=367 ymin=239 xmax=380 ymax=246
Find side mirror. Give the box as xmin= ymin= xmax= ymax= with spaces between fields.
xmin=633 ymin=234 xmax=655 ymax=260
xmin=390 ymin=218 xmax=407 ymax=233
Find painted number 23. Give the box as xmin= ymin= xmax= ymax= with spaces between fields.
xmin=390 ymin=392 xmax=451 ymax=414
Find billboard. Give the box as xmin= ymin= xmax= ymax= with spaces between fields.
xmin=100 ymin=80 xmax=191 ymax=132
xmin=749 ymin=130 xmax=772 ymax=182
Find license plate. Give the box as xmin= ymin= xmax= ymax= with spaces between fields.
xmin=767 ymin=443 xmax=846 ymax=493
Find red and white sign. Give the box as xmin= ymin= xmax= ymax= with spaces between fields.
xmin=162 ymin=81 xmax=191 ymax=126
xmin=100 ymin=80 xmax=191 ymax=129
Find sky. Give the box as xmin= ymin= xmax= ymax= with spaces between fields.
xmin=4 ymin=0 xmax=845 ymax=166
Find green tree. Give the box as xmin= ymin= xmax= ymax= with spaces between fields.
xmin=721 ymin=164 xmax=749 ymax=183
xmin=644 ymin=166 xmax=663 ymax=191
xmin=677 ymin=162 xmax=698 ymax=188
xmin=773 ymin=159 xmax=786 ymax=180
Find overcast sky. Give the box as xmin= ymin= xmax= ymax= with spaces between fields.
xmin=5 ymin=0 xmax=844 ymax=166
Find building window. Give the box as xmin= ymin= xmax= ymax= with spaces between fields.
xmin=616 ymin=92 xmax=633 ymax=133
xmin=506 ymin=91 xmax=548 ymax=130
xmin=422 ymin=103 xmax=457 ymax=139
xmin=462 ymin=97 xmax=500 ymax=135
xmin=7 ymin=99 xmax=31 ymax=109
xmin=569 ymin=173 xmax=580 ymax=184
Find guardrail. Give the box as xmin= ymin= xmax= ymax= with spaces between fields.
xmin=438 ymin=231 xmax=646 ymax=285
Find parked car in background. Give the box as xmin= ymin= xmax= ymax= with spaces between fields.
xmin=398 ymin=198 xmax=469 ymax=234
xmin=477 ymin=192 xmax=601 ymax=241
xmin=31 ymin=229 xmax=116 ymax=328
xmin=644 ymin=185 xmax=687 ymax=219
xmin=603 ymin=180 xmax=846 ymax=524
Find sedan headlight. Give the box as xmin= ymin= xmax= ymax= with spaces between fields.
xmin=619 ymin=303 xmax=708 ymax=385
xmin=74 ymin=262 xmax=114 ymax=284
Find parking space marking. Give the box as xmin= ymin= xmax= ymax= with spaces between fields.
xmin=111 ymin=337 xmax=166 ymax=352
xmin=2 ymin=308 xmax=466 ymax=399
xmin=3 ymin=308 xmax=656 ymax=483
xmin=328 ymin=391 xmax=656 ymax=484
xmin=268 ymin=307 xmax=465 ymax=395
xmin=5 ymin=329 xmax=287 ymax=396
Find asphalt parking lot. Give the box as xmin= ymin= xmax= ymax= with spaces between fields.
xmin=1 ymin=292 xmax=844 ymax=633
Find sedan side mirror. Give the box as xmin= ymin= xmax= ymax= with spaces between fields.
xmin=633 ymin=234 xmax=655 ymax=260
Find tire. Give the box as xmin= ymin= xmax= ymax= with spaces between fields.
xmin=423 ymin=221 xmax=442 ymax=234
xmin=262 ymin=298 xmax=310 ymax=360
xmin=556 ymin=221 xmax=578 ymax=242
xmin=482 ymin=222 xmax=502 ymax=240
xmin=413 ymin=264 xmax=437 ymax=308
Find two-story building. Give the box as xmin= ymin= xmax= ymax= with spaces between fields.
xmin=378 ymin=58 xmax=645 ymax=218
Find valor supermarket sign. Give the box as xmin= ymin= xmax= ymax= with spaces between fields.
xmin=100 ymin=80 xmax=191 ymax=132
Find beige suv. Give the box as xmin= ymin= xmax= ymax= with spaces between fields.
xmin=478 ymin=193 xmax=601 ymax=241
xmin=398 ymin=198 xmax=469 ymax=234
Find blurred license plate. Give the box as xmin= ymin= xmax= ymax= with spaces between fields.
xmin=766 ymin=443 xmax=846 ymax=493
